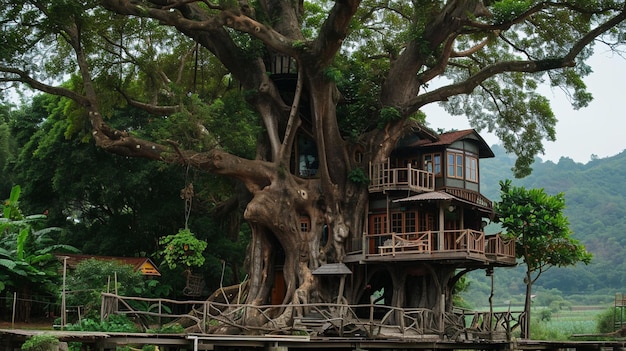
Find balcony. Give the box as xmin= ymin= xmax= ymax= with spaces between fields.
xmin=345 ymin=230 xmax=515 ymax=266
xmin=369 ymin=160 xmax=435 ymax=193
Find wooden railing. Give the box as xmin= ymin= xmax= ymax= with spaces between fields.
xmin=457 ymin=309 xmax=524 ymax=340
xmin=369 ymin=160 xmax=435 ymax=193
xmin=357 ymin=230 xmax=514 ymax=263
xmin=101 ymin=293 xmax=503 ymax=339
xmin=100 ymin=292 xmax=519 ymax=341
xmin=366 ymin=230 xmax=485 ymax=256
xmin=486 ymin=233 xmax=516 ymax=263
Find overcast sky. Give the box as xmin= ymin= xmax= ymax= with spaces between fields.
xmin=423 ymin=50 xmax=626 ymax=164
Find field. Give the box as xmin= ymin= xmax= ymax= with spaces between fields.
xmin=468 ymin=305 xmax=613 ymax=340
xmin=534 ymin=307 xmax=606 ymax=339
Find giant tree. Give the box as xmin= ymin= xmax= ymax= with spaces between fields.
xmin=494 ymin=180 xmax=592 ymax=339
xmin=0 ymin=0 xmax=624 ymax=333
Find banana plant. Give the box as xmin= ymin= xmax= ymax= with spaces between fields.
xmin=1 ymin=185 xmax=79 ymax=321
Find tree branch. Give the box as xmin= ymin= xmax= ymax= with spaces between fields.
xmin=311 ymin=0 xmax=361 ymax=68
xmin=0 ymin=67 xmax=90 ymax=106
xmin=404 ymin=3 xmax=626 ymax=116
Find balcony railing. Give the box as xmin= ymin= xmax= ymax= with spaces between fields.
xmin=350 ymin=230 xmax=515 ymax=264
xmin=369 ymin=160 xmax=435 ymax=193
xmin=486 ymin=233 xmax=516 ymax=263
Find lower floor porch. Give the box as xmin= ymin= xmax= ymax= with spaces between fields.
xmin=344 ymin=229 xmax=516 ymax=266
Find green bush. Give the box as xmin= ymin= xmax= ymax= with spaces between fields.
xmin=21 ymin=334 xmax=59 ymax=351
xmin=596 ymin=308 xmax=617 ymax=334
xmin=66 ymin=315 xmax=140 ymax=332
xmin=65 ymin=259 xmax=148 ymax=318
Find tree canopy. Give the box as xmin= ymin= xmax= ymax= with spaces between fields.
xmin=1 ymin=1 xmax=624 ymax=176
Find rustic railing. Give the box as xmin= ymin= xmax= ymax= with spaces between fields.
xmin=486 ymin=233 xmax=516 ymax=263
xmin=369 ymin=160 xmax=435 ymax=193
xmin=365 ymin=230 xmax=488 ymax=256
xmin=100 ymin=293 xmax=519 ymax=341
xmin=101 ymin=293 xmax=443 ymax=337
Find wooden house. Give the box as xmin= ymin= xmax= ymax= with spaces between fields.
xmin=56 ymin=254 xmax=161 ymax=277
xmin=344 ymin=127 xmax=515 ymax=266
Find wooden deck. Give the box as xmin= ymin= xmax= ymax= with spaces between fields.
xmin=346 ymin=230 xmax=516 ymax=265
xmin=2 ymin=328 xmax=626 ymax=351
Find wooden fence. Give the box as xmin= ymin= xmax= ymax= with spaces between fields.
xmin=100 ymin=293 xmax=522 ymax=340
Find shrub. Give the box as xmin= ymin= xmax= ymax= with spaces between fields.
xmin=596 ymin=308 xmax=617 ymax=334
xmin=21 ymin=334 xmax=59 ymax=351
xmin=65 ymin=259 xmax=146 ymax=318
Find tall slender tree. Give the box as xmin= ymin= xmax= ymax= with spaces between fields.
xmin=494 ymin=180 xmax=592 ymax=339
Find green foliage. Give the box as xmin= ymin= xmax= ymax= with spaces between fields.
xmin=3 ymin=184 xmax=23 ymax=219
xmin=66 ymin=315 xmax=140 ymax=333
xmin=596 ymin=308 xmax=618 ymax=334
xmin=21 ymin=334 xmax=59 ymax=351
xmin=491 ymin=0 xmax=533 ymax=25
xmin=495 ymin=179 xmax=592 ymax=275
xmin=348 ymin=168 xmax=369 ymax=185
xmin=378 ymin=107 xmax=402 ymax=127
xmin=0 ymin=185 xmax=79 ymax=296
xmin=323 ymin=66 xmax=343 ymax=82
xmin=452 ymin=276 xmax=472 ymax=309
xmin=462 ymin=149 xmax=626 ymax=310
xmin=158 ymin=228 xmax=208 ymax=269
xmin=146 ymin=323 xmax=185 ymax=334
xmin=65 ymin=259 xmax=152 ymax=318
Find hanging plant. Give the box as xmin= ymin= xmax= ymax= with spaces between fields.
xmin=159 ymin=228 xmax=207 ymax=269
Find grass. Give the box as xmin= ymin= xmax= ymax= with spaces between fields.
xmin=532 ymin=308 xmax=603 ymax=340
xmin=472 ymin=305 xmax=610 ymax=340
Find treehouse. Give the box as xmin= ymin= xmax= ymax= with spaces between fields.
xmin=344 ymin=128 xmax=516 ymax=267
xmin=263 ymin=54 xmax=517 ymax=339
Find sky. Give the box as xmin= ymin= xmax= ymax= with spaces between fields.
xmin=422 ymin=50 xmax=626 ymax=164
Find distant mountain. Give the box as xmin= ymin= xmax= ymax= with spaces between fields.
xmin=464 ymin=145 xmax=626 ymax=307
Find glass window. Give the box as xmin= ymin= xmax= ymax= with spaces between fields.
xmin=299 ymin=217 xmax=310 ymax=233
xmin=298 ymin=135 xmax=318 ymax=177
xmin=391 ymin=213 xmax=403 ymax=234
xmin=404 ymin=212 xmax=416 ymax=233
xmin=466 ymin=156 xmax=478 ymax=182
xmin=423 ymin=153 xmax=441 ymax=175
xmin=447 ymin=152 xmax=464 ymax=179
xmin=371 ymin=214 xmax=387 ymax=234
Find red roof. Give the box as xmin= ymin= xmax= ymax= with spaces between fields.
xmin=404 ymin=129 xmax=494 ymax=158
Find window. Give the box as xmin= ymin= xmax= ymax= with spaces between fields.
xmin=297 ymin=135 xmax=318 ymax=177
xmin=447 ymin=152 xmax=464 ymax=178
xmin=466 ymin=156 xmax=478 ymax=182
xmin=423 ymin=153 xmax=441 ymax=175
xmin=370 ymin=214 xmax=387 ymax=235
xmin=391 ymin=212 xmax=403 ymax=234
xmin=390 ymin=211 xmax=417 ymax=234
xmin=299 ymin=217 xmax=310 ymax=233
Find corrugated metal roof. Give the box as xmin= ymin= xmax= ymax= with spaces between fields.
xmin=393 ymin=191 xmax=456 ymax=202
xmin=312 ymin=263 xmax=352 ymax=275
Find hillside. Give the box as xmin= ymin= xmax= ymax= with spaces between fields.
xmin=464 ymin=146 xmax=626 ymax=307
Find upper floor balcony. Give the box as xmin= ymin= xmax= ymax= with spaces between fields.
xmin=369 ymin=160 xmax=435 ymax=193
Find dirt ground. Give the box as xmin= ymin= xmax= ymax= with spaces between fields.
xmin=0 ymin=317 xmax=55 ymax=330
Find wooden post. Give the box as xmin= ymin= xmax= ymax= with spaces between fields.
xmin=61 ymin=256 xmax=68 ymax=330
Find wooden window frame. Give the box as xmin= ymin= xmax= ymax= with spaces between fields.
xmin=423 ymin=153 xmax=442 ymax=175
xmin=465 ymin=155 xmax=478 ymax=183
xmin=447 ymin=152 xmax=464 ymax=179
